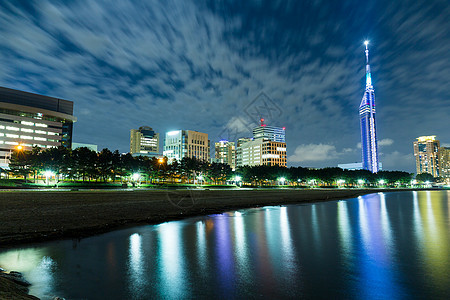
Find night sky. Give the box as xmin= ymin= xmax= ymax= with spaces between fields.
xmin=0 ymin=0 xmax=448 ymax=172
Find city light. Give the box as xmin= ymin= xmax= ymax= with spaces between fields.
xmin=132 ymin=173 xmax=140 ymax=181
xmin=364 ymin=40 xmax=369 ymax=46
xmin=379 ymin=179 xmax=385 ymax=185
xmin=158 ymin=157 xmax=164 ymax=164
xmin=279 ymin=177 xmax=286 ymax=185
xmin=16 ymin=144 xmax=23 ymax=151
xmin=358 ymin=179 xmax=365 ymax=185
xmin=235 ymin=176 xmax=242 ymax=182
xmin=337 ymin=179 xmax=345 ymax=185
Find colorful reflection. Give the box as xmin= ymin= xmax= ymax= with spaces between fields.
xmin=0 ymin=191 xmax=449 ymax=299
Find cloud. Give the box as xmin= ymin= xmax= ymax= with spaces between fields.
xmin=289 ymin=144 xmax=339 ymax=162
xmin=379 ymin=138 xmax=394 ymax=146
xmin=357 ymin=138 xmax=394 ymax=149
xmin=0 ymin=0 xmax=447 ymax=173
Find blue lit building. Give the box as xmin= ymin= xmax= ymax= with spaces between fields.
xmin=359 ymin=41 xmax=379 ymax=173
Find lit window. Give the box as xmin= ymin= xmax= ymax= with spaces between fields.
xmin=34 ymin=137 xmax=46 ymax=141
xmin=6 ymin=126 xmax=19 ymax=131
xmin=0 ymin=125 xmax=4 ymax=129
xmin=21 ymin=121 xmax=34 ymax=126
xmin=0 ymin=133 xmax=3 ymax=137
xmin=35 ymin=130 xmax=47 ymax=135
xmin=6 ymin=134 xmax=19 ymax=138
xmin=35 ymin=123 xmax=48 ymax=128
xmin=21 ymin=136 xmax=33 ymax=140
xmin=5 ymin=141 xmax=19 ymax=145
xmin=21 ymin=128 xmax=34 ymax=133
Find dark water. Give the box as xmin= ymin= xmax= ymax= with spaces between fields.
xmin=1 ymin=191 xmax=450 ymax=299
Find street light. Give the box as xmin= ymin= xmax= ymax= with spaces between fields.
xmin=379 ymin=179 xmax=385 ymax=186
xmin=357 ymin=179 xmax=364 ymax=185
xmin=44 ymin=170 xmax=54 ymax=185
xmin=337 ymin=179 xmax=345 ymax=186
xmin=279 ymin=177 xmax=286 ymax=185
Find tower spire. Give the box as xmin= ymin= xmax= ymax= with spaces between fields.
xmin=364 ymin=40 xmax=372 ymax=87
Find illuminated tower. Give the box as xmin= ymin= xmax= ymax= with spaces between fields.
xmin=359 ymin=41 xmax=379 ymax=173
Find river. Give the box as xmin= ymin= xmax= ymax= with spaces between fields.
xmin=0 ymin=190 xmax=449 ymax=299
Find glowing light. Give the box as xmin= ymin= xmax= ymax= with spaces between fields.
xmin=337 ymin=179 xmax=345 ymax=185
xmin=234 ymin=176 xmax=242 ymax=182
xmin=358 ymin=179 xmax=365 ymax=185
xmin=197 ymin=175 xmax=204 ymax=181
xmin=379 ymin=179 xmax=385 ymax=185
xmin=364 ymin=40 xmax=369 ymax=46
xmin=17 ymin=145 xmax=23 ymax=150
xmin=167 ymin=130 xmax=180 ymax=136
xmin=132 ymin=173 xmax=140 ymax=181
xmin=279 ymin=177 xmax=286 ymax=183
xmin=158 ymin=157 xmax=164 ymax=164
xmin=44 ymin=170 xmax=54 ymax=177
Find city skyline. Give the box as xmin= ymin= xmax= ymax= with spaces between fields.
xmin=0 ymin=1 xmax=448 ymax=172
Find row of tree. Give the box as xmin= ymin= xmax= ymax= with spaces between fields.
xmin=6 ymin=146 xmax=417 ymax=186
xmin=7 ymin=146 xmax=232 ymax=184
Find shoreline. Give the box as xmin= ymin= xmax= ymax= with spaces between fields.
xmin=0 ymin=188 xmax=434 ymax=248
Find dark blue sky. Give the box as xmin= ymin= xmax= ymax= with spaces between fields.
xmin=0 ymin=0 xmax=448 ymax=172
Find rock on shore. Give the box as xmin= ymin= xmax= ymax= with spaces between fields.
xmin=0 ymin=268 xmax=39 ymax=299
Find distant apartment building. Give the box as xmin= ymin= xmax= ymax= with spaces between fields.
xmin=72 ymin=142 xmax=98 ymax=152
xmin=439 ymin=147 xmax=450 ymax=182
xmin=130 ymin=126 xmax=160 ymax=156
xmin=235 ymin=121 xmax=287 ymax=168
xmin=163 ymin=130 xmax=210 ymax=162
xmin=214 ymin=140 xmax=235 ymax=170
xmin=0 ymin=86 xmax=76 ymax=167
xmin=413 ymin=136 xmax=440 ymax=177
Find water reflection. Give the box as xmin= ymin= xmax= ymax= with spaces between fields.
xmin=0 ymin=191 xmax=449 ymax=299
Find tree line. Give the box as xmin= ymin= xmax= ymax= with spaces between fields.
xmin=7 ymin=146 xmax=415 ymax=186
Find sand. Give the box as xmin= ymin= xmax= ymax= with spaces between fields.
xmin=0 ymin=187 xmax=417 ymax=247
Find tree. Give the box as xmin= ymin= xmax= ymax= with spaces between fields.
xmin=9 ymin=148 xmax=32 ymax=182
xmin=416 ymin=173 xmax=434 ymax=183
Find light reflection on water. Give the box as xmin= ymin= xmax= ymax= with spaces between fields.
xmin=0 ymin=191 xmax=449 ymax=299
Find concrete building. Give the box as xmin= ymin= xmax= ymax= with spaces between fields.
xmin=236 ymin=137 xmax=252 ymax=168
xmin=0 ymin=86 xmax=76 ymax=167
xmin=72 ymin=142 xmax=98 ymax=152
xmin=439 ymin=147 xmax=450 ymax=182
xmin=163 ymin=130 xmax=210 ymax=162
xmin=238 ymin=139 xmax=287 ymax=167
xmin=214 ymin=140 xmax=235 ymax=170
xmin=235 ymin=121 xmax=287 ymax=168
xmin=413 ymin=136 xmax=440 ymax=177
xmin=130 ymin=126 xmax=159 ymax=156
xmin=253 ymin=118 xmax=286 ymax=142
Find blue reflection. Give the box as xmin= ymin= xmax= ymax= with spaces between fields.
xmin=215 ymin=214 xmax=235 ymax=294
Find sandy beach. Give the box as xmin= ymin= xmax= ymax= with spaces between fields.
xmin=0 ymin=188 xmax=421 ymax=247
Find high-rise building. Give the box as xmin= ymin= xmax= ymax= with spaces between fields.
xmin=0 ymin=86 xmax=76 ymax=167
xmin=413 ymin=136 xmax=440 ymax=177
xmin=235 ymin=122 xmax=286 ymax=168
xmin=439 ymin=147 xmax=450 ymax=182
xmin=163 ymin=130 xmax=210 ymax=162
xmin=359 ymin=41 xmax=379 ymax=173
xmin=214 ymin=140 xmax=235 ymax=170
xmin=236 ymin=137 xmax=252 ymax=168
xmin=130 ymin=126 xmax=159 ymax=155
xmin=253 ymin=118 xmax=286 ymax=142
xmin=237 ymin=139 xmax=287 ymax=167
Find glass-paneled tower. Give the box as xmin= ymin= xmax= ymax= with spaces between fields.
xmin=359 ymin=41 xmax=379 ymax=173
